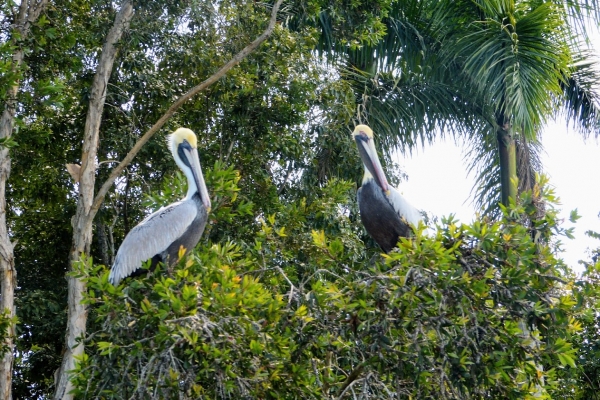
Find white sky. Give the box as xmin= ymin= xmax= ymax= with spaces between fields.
xmin=398 ymin=128 xmax=599 ymax=275
xmin=398 ymin=24 xmax=600 ymax=276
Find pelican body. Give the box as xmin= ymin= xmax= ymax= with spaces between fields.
xmin=353 ymin=124 xmax=421 ymax=252
xmin=109 ymin=128 xmax=211 ymax=285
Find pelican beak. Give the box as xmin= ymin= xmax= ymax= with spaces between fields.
xmin=182 ymin=145 xmax=212 ymax=212
xmin=354 ymin=131 xmax=390 ymax=192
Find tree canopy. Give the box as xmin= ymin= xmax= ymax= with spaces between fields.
xmin=74 ymin=175 xmax=594 ymax=399
xmin=0 ymin=0 xmax=599 ymax=398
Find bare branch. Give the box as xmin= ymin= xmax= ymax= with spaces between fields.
xmin=91 ymin=0 xmax=285 ymax=215
xmin=336 ymin=362 xmax=366 ymax=399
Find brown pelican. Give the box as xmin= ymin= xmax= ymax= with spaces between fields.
xmin=353 ymin=124 xmax=421 ymax=252
xmin=109 ymin=128 xmax=211 ymax=285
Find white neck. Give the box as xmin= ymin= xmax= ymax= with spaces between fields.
xmin=182 ymin=166 xmax=198 ymax=200
xmin=362 ymin=166 xmax=373 ymax=184
xmin=173 ymin=150 xmax=198 ymax=200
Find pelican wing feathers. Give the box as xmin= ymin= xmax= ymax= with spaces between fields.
xmin=109 ymin=198 xmax=200 ymax=285
xmin=387 ymin=186 xmax=422 ymax=226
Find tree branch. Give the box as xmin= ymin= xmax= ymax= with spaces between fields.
xmin=91 ymin=0 xmax=285 ymax=215
xmin=336 ymin=361 xmax=366 ymax=398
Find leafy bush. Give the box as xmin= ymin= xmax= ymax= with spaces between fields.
xmin=72 ymin=175 xmax=584 ymax=399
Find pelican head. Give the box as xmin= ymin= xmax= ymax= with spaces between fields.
xmin=169 ymin=128 xmax=211 ymax=211
xmin=352 ymin=124 xmax=390 ymax=192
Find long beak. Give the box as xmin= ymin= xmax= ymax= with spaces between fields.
xmin=354 ymin=133 xmax=389 ymax=192
xmin=184 ymin=146 xmax=212 ymax=211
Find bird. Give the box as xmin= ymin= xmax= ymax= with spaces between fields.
xmin=108 ymin=128 xmax=211 ymax=285
xmin=352 ymin=124 xmax=421 ymax=252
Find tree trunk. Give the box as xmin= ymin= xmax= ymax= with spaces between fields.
xmin=54 ymin=0 xmax=284 ymax=396
xmin=53 ymin=2 xmax=134 ymax=399
xmin=0 ymin=117 xmax=17 ymax=400
xmin=0 ymin=1 xmax=48 ymax=398
xmin=496 ymin=114 xmax=517 ymax=206
xmin=0 ymin=51 xmax=21 ymax=400
xmin=497 ymin=114 xmax=542 ymax=394
xmin=96 ymin=219 xmax=110 ymax=266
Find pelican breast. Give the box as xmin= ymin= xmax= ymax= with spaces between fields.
xmin=358 ymin=180 xmax=415 ymax=253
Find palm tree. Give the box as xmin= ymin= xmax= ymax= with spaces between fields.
xmin=437 ymin=0 xmax=600 ymax=210
xmin=311 ymin=0 xmax=600 ymax=214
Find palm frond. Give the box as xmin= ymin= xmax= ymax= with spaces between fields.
xmin=562 ymin=0 xmax=600 ymax=32
xmin=465 ymin=125 xmax=502 ymax=218
xmin=451 ymin=1 xmax=570 ymax=138
xmin=560 ymin=56 xmax=600 ymax=138
xmin=344 ymin=67 xmax=488 ymax=157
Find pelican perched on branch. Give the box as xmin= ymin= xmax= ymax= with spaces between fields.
xmin=109 ymin=128 xmax=211 ymax=285
xmin=353 ymin=124 xmax=421 ymax=252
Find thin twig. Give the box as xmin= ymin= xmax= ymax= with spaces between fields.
xmin=277 ymin=161 xmax=294 ymax=195
xmin=275 ymin=265 xmax=297 ymax=305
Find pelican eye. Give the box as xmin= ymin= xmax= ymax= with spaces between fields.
xmin=354 ymin=133 xmax=369 ymax=143
xmin=180 ymin=139 xmax=192 ymax=149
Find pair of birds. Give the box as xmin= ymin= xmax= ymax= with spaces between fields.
xmin=108 ymin=125 xmax=421 ymax=285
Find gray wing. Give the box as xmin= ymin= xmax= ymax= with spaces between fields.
xmin=109 ymin=199 xmax=198 ymax=285
xmin=387 ymin=186 xmax=422 ymax=226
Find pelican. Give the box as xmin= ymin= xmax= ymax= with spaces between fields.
xmin=353 ymin=124 xmax=421 ymax=252
xmin=109 ymin=128 xmax=211 ymax=285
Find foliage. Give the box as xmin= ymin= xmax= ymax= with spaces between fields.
xmin=2 ymin=0 xmax=600 ymax=397
xmin=572 ymin=260 xmax=600 ymax=399
xmin=73 ymin=172 xmax=585 ymax=399
xmin=311 ymin=0 xmax=600 ymax=214
xmin=550 ymin=231 xmax=600 ymax=399
xmin=0 ymin=310 xmax=14 ymax=359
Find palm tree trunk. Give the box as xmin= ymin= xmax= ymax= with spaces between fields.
xmin=497 ymin=114 xmax=543 ymax=393
xmin=496 ymin=114 xmax=517 ymax=206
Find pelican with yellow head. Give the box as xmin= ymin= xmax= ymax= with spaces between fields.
xmin=353 ymin=124 xmax=421 ymax=252
xmin=109 ymin=128 xmax=211 ymax=285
